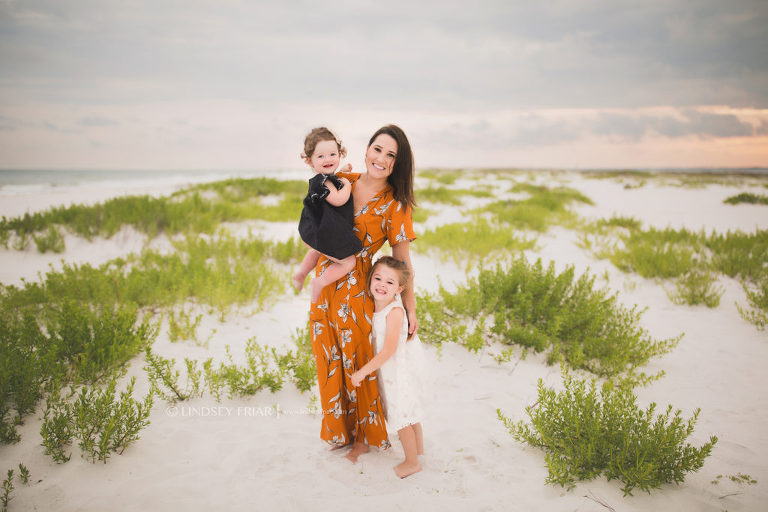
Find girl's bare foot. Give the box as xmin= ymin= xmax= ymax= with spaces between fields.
xmin=344 ymin=442 xmax=370 ymax=463
xmin=394 ymin=461 xmax=422 ymax=478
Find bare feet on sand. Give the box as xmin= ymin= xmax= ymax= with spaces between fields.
xmin=394 ymin=462 xmax=422 ymax=478
xmin=344 ymin=443 xmax=370 ymax=463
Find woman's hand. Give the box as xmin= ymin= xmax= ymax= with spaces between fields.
xmin=407 ymin=309 xmax=419 ymax=341
xmin=350 ymin=370 xmax=364 ymax=387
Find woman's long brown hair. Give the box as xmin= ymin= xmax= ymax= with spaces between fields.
xmin=368 ymin=124 xmax=416 ymax=210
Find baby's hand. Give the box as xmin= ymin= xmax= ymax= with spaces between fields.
xmin=350 ymin=371 xmax=364 ymax=387
xmin=339 ymin=177 xmax=351 ymax=187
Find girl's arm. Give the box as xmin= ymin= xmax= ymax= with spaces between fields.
xmin=392 ymin=240 xmax=418 ymax=339
xmin=350 ymin=308 xmax=404 ymax=387
xmin=324 ymin=178 xmax=352 ymax=207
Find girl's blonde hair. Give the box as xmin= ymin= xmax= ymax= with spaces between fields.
xmin=301 ymin=127 xmax=347 ymax=160
xmin=367 ymin=256 xmax=410 ymax=295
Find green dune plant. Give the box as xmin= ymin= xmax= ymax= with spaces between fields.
xmin=40 ymin=377 xmax=154 ymax=464
xmin=417 ymin=183 xmax=590 ymax=264
xmin=583 ymin=220 xmax=768 ymax=321
xmin=724 ymin=192 xmax=768 ymax=205
xmin=498 ymin=372 xmax=717 ymax=496
xmin=416 ymin=185 xmax=494 ymax=206
xmin=411 ymin=206 xmax=437 ymax=223
xmin=0 ymin=177 xmax=305 ymax=253
xmin=417 ymin=219 xmax=536 ymax=268
xmin=418 ymin=168 xmax=463 ymax=185
xmin=145 ymin=329 xmax=316 ymax=403
xmin=479 ymin=182 xmax=593 ymax=231
xmin=1 ymin=226 xmax=304 ymax=444
xmin=667 ymin=269 xmax=724 ymax=308
xmin=418 ymin=258 xmax=679 ymax=384
xmin=0 ymin=301 xmax=156 ymax=444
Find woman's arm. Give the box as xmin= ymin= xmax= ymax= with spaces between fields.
xmin=392 ymin=240 xmax=418 ymax=339
xmin=350 ymin=308 xmax=404 ymax=387
xmin=324 ymin=178 xmax=352 ymax=207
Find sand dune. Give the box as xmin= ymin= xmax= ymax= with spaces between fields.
xmin=2 ymin=171 xmax=767 ymax=511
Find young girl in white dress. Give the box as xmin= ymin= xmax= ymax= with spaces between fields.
xmin=351 ymin=256 xmax=426 ymax=478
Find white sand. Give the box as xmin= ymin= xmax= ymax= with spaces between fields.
xmin=2 ymin=172 xmax=768 ymax=511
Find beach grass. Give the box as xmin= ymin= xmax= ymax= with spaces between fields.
xmin=416 ymin=185 xmax=494 ymax=206
xmin=0 ymin=226 xmax=305 ymax=446
xmin=416 ymin=183 xmax=591 ymax=264
xmin=418 ymin=258 xmax=680 ymax=384
xmin=582 ymin=219 xmax=768 ymax=317
xmin=724 ymin=192 xmax=768 ymax=206
xmin=0 ymin=177 xmax=305 ymax=253
xmin=418 ymin=168 xmax=463 ymax=185
xmin=498 ymin=371 xmax=717 ymax=495
xmin=417 ymin=218 xmax=536 ymax=267
xmin=479 ymin=182 xmax=593 ymax=231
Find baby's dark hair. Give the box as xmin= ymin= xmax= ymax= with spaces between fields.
xmin=301 ymin=127 xmax=347 ymax=160
xmin=367 ymin=255 xmax=411 ymax=294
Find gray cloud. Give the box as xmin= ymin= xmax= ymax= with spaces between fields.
xmin=594 ymin=110 xmax=755 ymax=140
xmin=1 ymin=0 xmax=766 ymax=111
xmin=78 ymin=116 xmax=120 ymax=127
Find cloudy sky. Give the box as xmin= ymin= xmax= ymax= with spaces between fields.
xmin=1 ymin=0 xmax=766 ymax=171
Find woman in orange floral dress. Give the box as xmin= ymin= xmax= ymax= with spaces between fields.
xmin=309 ymin=124 xmax=418 ymax=462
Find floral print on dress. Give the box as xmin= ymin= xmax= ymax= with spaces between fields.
xmin=308 ymin=170 xmax=416 ymax=449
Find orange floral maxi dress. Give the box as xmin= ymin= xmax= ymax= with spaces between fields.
xmin=309 ymin=171 xmax=416 ymax=449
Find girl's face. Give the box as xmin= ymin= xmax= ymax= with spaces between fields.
xmin=365 ymin=134 xmax=397 ymax=180
xmin=306 ymin=139 xmax=341 ymax=175
xmin=369 ymin=264 xmax=404 ymax=304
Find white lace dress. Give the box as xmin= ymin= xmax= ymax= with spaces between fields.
xmin=371 ymin=295 xmax=426 ymax=433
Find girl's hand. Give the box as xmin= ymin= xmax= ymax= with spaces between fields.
xmin=343 ymin=163 xmax=352 ymax=173
xmin=407 ymin=310 xmax=419 ymax=341
xmin=350 ymin=371 xmax=364 ymax=387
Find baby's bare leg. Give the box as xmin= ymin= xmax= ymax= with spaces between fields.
xmin=293 ymin=249 xmax=320 ymax=291
xmin=394 ymin=425 xmax=422 ymax=478
xmin=412 ymin=422 xmax=424 ymax=455
xmin=310 ymin=255 xmax=356 ymax=303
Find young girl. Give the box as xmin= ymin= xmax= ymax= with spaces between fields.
xmin=351 ymin=256 xmax=425 ymax=478
xmin=293 ymin=127 xmax=362 ymax=303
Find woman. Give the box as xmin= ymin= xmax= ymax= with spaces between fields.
xmin=308 ymin=124 xmax=418 ymax=462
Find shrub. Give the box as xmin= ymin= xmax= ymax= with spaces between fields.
xmin=724 ymin=192 xmax=768 ymax=205
xmin=40 ymin=378 xmax=154 ymax=464
xmin=417 ymin=219 xmax=536 ymax=268
xmin=418 ymin=258 xmax=680 ymax=383
xmin=143 ymin=349 xmax=204 ymax=403
xmin=667 ymin=270 xmax=724 ymax=308
xmin=498 ymin=372 xmax=718 ymax=495
xmin=0 ymin=177 xmax=306 ymax=252
xmin=738 ymin=273 xmax=768 ymax=330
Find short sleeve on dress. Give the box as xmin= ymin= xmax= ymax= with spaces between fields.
xmin=387 ymin=201 xmax=417 ymax=247
xmin=337 ymin=170 xmax=361 ymax=186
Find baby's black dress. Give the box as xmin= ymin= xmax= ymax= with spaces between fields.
xmin=298 ymin=173 xmax=362 ymax=260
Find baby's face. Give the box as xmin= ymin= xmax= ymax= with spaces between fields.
xmin=307 ymin=139 xmax=341 ymax=175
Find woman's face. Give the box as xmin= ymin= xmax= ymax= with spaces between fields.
xmin=365 ymin=134 xmax=398 ymax=180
